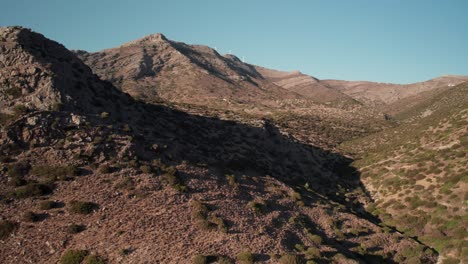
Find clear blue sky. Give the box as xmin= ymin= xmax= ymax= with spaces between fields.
xmin=1 ymin=0 xmax=467 ymax=83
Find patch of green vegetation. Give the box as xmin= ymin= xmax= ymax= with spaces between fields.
xmin=192 ymin=254 xmax=207 ymax=264
xmin=0 ymin=220 xmax=18 ymax=240
xmin=226 ymin=174 xmax=239 ymax=188
xmin=7 ymin=161 xmax=31 ymax=178
xmin=31 ymin=165 xmax=79 ymax=181
xmin=84 ymin=255 xmax=106 ymax=264
xmin=5 ymin=87 xmax=22 ymax=98
xmin=98 ymin=164 xmax=111 ymax=174
xmin=67 ymin=224 xmax=85 ymax=234
xmin=11 ymin=182 xmax=53 ymax=198
xmin=22 ymin=211 xmax=40 ymax=222
xmin=60 ymin=249 xmax=88 ymax=264
xmin=246 ymin=200 xmax=264 ymax=214
xmin=68 ymin=201 xmax=98 ymax=215
xmin=0 ymin=112 xmax=14 ymax=126
xmin=115 ymin=177 xmax=134 ymax=189
xmin=236 ymin=251 xmax=254 ymax=264
xmin=279 ymin=254 xmax=303 ymax=264
xmin=13 ymin=104 xmax=28 ymax=116
xmin=161 ymin=166 xmax=187 ymax=192
xmin=39 ymin=200 xmax=60 ymax=210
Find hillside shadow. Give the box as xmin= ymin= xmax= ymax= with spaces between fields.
xmin=111 ymin=101 xmax=379 ymax=220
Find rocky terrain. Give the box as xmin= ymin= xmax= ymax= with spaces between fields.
xmin=0 ymin=26 xmax=465 ymax=264
xmin=340 ymin=82 xmax=468 ymax=263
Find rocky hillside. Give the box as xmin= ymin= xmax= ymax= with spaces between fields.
xmin=322 ymin=76 xmax=468 ymax=106
xmin=0 ymin=27 xmax=438 ymax=263
xmin=75 ymin=33 xmax=299 ymax=108
xmin=341 ymin=82 xmax=468 ymax=262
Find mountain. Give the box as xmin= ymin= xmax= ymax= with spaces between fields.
xmin=0 ymin=27 xmax=438 ymax=263
xmin=322 ymin=76 xmax=468 ymax=106
xmin=75 ymin=33 xmax=299 ymax=108
xmin=75 ymin=33 xmax=359 ymax=109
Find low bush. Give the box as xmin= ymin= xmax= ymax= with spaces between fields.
xmin=31 ymin=165 xmax=79 ymax=182
xmin=237 ymin=251 xmax=254 ymax=264
xmin=22 ymin=211 xmax=40 ymax=222
xmin=140 ymin=165 xmax=152 ymax=174
xmin=68 ymin=224 xmax=86 ymax=234
xmin=246 ymin=201 xmax=264 ymax=214
xmin=68 ymin=201 xmax=98 ymax=215
xmin=98 ymin=165 xmax=111 ymax=174
xmin=11 ymin=183 xmax=53 ymax=198
xmin=226 ymin=174 xmax=239 ymax=188
xmin=279 ymin=254 xmax=303 ymax=264
xmin=60 ymin=249 xmax=88 ymax=264
xmin=0 ymin=220 xmax=17 ymax=240
xmin=39 ymin=200 xmax=60 ymax=210
xmin=7 ymin=161 xmax=31 ymax=178
xmin=193 ymin=254 xmax=207 ymax=264
xmin=84 ymin=255 xmax=106 ymax=264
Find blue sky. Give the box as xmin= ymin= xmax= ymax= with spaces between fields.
xmin=1 ymin=0 xmax=467 ymax=83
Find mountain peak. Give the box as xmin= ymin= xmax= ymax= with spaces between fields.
xmin=122 ymin=32 xmax=168 ymax=47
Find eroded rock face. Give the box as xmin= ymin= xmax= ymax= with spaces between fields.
xmin=0 ymin=26 xmax=125 ymax=116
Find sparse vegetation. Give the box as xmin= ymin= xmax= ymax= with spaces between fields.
xmin=22 ymin=211 xmax=40 ymax=222
xmin=193 ymin=254 xmax=207 ymax=264
xmin=236 ymin=251 xmax=254 ymax=264
xmin=279 ymin=254 xmax=303 ymax=264
xmin=39 ymin=200 xmax=59 ymax=210
xmin=11 ymin=182 xmax=53 ymax=198
xmin=98 ymin=164 xmax=111 ymax=174
xmin=68 ymin=224 xmax=86 ymax=234
xmin=31 ymin=165 xmax=79 ymax=181
xmin=0 ymin=220 xmax=17 ymax=240
xmin=84 ymin=255 xmax=106 ymax=264
xmin=60 ymin=249 xmax=88 ymax=264
xmin=68 ymin=201 xmax=98 ymax=215
xmin=246 ymin=200 xmax=264 ymax=214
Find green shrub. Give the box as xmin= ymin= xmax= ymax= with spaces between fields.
xmin=119 ymin=248 xmax=132 ymax=255
xmin=193 ymin=254 xmax=207 ymax=264
xmin=31 ymin=165 xmax=79 ymax=181
xmin=22 ymin=211 xmax=40 ymax=222
xmin=39 ymin=200 xmax=59 ymax=210
xmin=13 ymin=104 xmax=28 ymax=115
xmin=98 ymin=164 xmax=111 ymax=174
xmin=60 ymin=249 xmax=88 ymax=264
xmin=304 ymin=247 xmax=320 ymax=260
xmin=68 ymin=201 xmax=98 ymax=215
xmin=0 ymin=220 xmax=17 ymax=240
xmin=0 ymin=113 xmax=14 ymax=126
xmin=246 ymin=201 xmax=264 ymax=214
xmin=12 ymin=183 xmax=53 ymax=198
xmin=279 ymin=254 xmax=303 ymax=264
xmin=210 ymin=216 xmax=228 ymax=233
xmin=307 ymin=234 xmax=322 ymax=245
xmin=237 ymin=251 xmax=254 ymax=264
xmin=51 ymin=102 xmax=64 ymax=111
xmin=100 ymin=112 xmax=110 ymax=119
xmin=226 ymin=174 xmax=239 ymax=188
xmin=290 ymin=191 xmax=302 ymax=201
xmin=7 ymin=161 xmax=31 ymax=178
xmin=140 ymin=165 xmax=152 ymax=174
xmin=84 ymin=255 xmax=106 ymax=264
xmin=9 ymin=176 xmax=27 ymax=187
xmin=68 ymin=224 xmax=86 ymax=234
xmin=115 ymin=177 xmax=134 ymax=189
xmin=5 ymin=87 xmax=21 ymax=98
